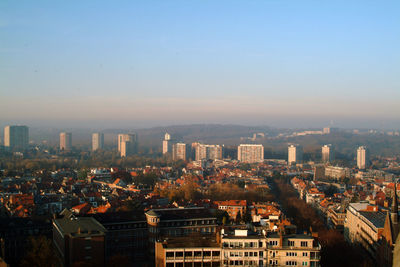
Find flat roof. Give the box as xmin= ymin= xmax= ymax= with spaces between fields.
xmin=54 ymin=216 xmax=106 ymax=237
xmin=159 ymin=236 xmax=220 ymax=249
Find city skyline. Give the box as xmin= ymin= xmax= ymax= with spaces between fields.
xmin=1 ymin=1 xmax=399 ymax=128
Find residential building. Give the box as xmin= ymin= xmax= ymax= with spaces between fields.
xmin=155 ymin=235 xmax=221 ymax=267
xmin=146 ymin=207 xmax=218 ymax=262
xmin=60 ymin=132 xmax=72 ymax=150
xmin=53 ymin=211 xmax=106 ymax=267
xmin=325 ymin=166 xmax=351 ymax=180
xmin=237 ymin=144 xmax=264 ymax=163
xmin=357 ymin=146 xmax=369 ymax=169
xmin=92 ymin=132 xmax=104 ymax=151
xmin=172 ymin=142 xmax=186 ymax=161
xmin=194 ymin=144 xmax=223 ymax=161
xmin=345 ymin=203 xmax=386 ymax=258
xmin=155 ymin=229 xmax=321 ymax=267
xmin=162 ymin=132 xmax=172 ymax=154
xmin=3 ymin=125 xmax=29 ymax=151
xmin=118 ymin=133 xmax=137 ymax=157
xmin=321 ymin=144 xmax=335 ymax=163
xmin=266 ymin=231 xmax=321 ymax=267
xmin=288 ymin=145 xmax=303 ymax=165
xmin=215 ymin=200 xmax=247 ymax=220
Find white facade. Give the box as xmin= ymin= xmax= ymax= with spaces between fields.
xmin=321 ymin=144 xmax=335 ymax=163
xmin=92 ymin=132 xmax=104 ymax=151
xmin=288 ymin=145 xmax=303 ymax=165
xmin=237 ymin=144 xmax=264 ymax=163
xmin=357 ymin=146 xmax=369 ymax=169
xmin=4 ymin=125 xmax=29 ymax=150
xmin=60 ymin=132 xmax=72 ymax=150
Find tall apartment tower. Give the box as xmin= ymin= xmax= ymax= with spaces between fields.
xmin=357 ymin=146 xmax=369 ymax=169
xmin=194 ymin=144 xmax=223 ymax=161
xmin=118 ymin=133 xmax=137 ymax=157
xmin=237 ymin=144 xmax=264 ymax=163
xmin=172 ymin=143 xmax=186 ymax=161
xmin=92 ymin=133 xmax=104 ymax=151
xmin=288 ymin=144 xmax=303 ymax=165
xmin=162 ymin=132 xmax=172 ymax=154
xmin=322 ymin=144 xmax=335 ymax=163
xmin=60 ymin=132 xmax=72 ymax=150
xmin=4 ymin=125 xmax=29 ymax=150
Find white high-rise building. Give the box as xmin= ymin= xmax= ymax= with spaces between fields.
xmin=60 ymin=132 xmax=72 ymax=150
xmin=92 ymin=133 xmax=104 ymax=151
xmin=118 ymin=133 xmax=137 ymax=157
xmin=288 ymin=144 xmax=303 ymax=165
xmin=322 ymin=144 xmax=335 ymax=163
xmin=162 ymin=132 xmax=173 ymax=154
xmin=194 ymin=144 xmax=223 ymax=161
xmin=237 ymin=144 xmax=264 ymax=163
xmin=357 ymin=146 xmax=369 ymax=169
xmin=172 ymin=143 xmax=186 ymax=161
xmin=4 ymin=125 xmax=29 ymax=150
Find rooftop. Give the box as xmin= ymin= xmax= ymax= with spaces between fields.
xmin=159 ymin=235 xmax=220 ymax=248
xmin=146 ymin=207 xmax=216 ymax=221
xmin=54 ymin=216 xmax=106 ymax=237
xmin=359 ymin=210 xmax=386 ymax=229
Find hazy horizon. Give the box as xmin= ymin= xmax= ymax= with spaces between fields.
xmin=1 ymin=1 xmax=399 ymax=128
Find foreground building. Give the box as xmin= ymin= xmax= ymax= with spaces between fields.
xmin=155 ymin=229 xmax=321 ymax=267
xmin=53 ymin=211 xmax=106 ymax=267
xmin=4 ymin=125 xmax=29 ymax=151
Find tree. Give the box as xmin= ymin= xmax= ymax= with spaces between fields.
xmin=20 ymin=236 xmax=57 ymax=267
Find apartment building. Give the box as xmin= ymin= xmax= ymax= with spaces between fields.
xmin=3 ymin=125 xmax=29 ymax=151
xmin=345 ymin=203 xmax=386 ymax=258
xmin=238 ymin=144 xmax=264 ymax=163
xmin=194 ymin=143 xmax=223 ymax=161
xmin=215 ymin=200 xmax=247 ymax=220
xmin=155 ymin=229 xmax=321 ymax=267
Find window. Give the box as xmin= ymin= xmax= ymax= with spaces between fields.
xmin=185 ymin=251 xmax=192 ymax=257
xmin=286 ymin=261 xmax=297 ymax=266
xmin=166 ymin=252 xmax=174 ymax=258
xmin=176 ymin=252 xmax=183 ymax=258
xmin=288 ymin=241 xmax=295 ymax=247
xmin=203 ymin=251 xmax=211 ymax=257
xmin=301 ymin=241 xmax=308 ymax=247
xmin=302 ymin=262 xmax=308 ymax=266
xmin=302 ymin=252 xmax=308 ymax=257
xmin=269 ymin=240 xmax=278 ymax=246
xmin=212 ymin=251 xmax=220 ymax=256
xmin=286 ymin=252 xmax=297 ymax=257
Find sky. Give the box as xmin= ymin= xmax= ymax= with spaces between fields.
xmin=1 ymin=0 xmax=399 ymax=129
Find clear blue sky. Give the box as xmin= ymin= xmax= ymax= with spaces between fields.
xmin=1 ymin=0 xmax=399 ymax=128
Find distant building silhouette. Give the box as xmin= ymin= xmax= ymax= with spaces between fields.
xmin=322 ymin=144 xmax=335 ymax=163
xmin=60 ymin=132 xmax=72 ymax=150
xmin=3 ymin=125 xmax=29 ymax=151
xmin=92 ymin=133 xmax=104 ymax=151
xmin=357 ymin=146 xmax=369 ymax=169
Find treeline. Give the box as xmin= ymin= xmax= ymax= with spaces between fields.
xmin=270 ymin=176 xmax=373 ymax=267
xmin=156 ymin=181 xmax=274 ymax=203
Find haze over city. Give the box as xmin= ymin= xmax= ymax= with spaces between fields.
xmin=1 ymin=1 xmax=399 ymax=129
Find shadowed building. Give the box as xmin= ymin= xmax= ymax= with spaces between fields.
xmin=92 ymin=132 xmax=104 ymax=151
xmin=53 ymin=211 xmax=106 ymax=267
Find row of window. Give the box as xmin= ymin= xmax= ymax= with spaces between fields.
xmin=286 ymin=261 xmax=309 ymax=266
xmin=224 ymin=251 xmax=263 ymax=257
xmin=166 ymin=251 xmax=220 ymax=258
xmin=223 ymin=241 xmax=262 ymax=248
